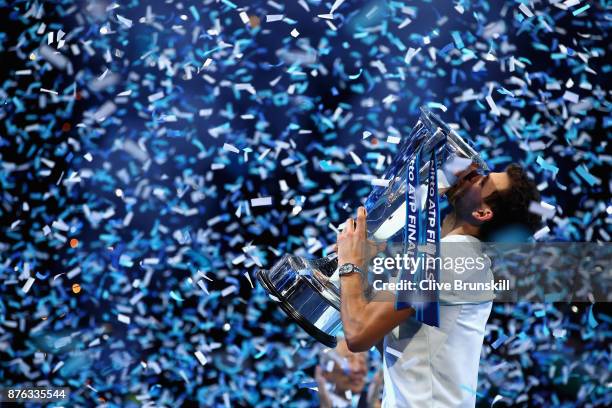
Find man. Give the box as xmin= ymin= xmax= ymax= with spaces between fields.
xmin=336 ymin=163 xmax=541 ymax=407
xmin=315 ymin=337 xmax=382 ymax=408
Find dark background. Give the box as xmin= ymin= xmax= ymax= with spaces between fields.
xmin=0 ymin=0 xmax=610 ymax=406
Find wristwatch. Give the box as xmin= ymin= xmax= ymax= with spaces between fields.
xmin=338 ymin=263 xmax=362 ymax=277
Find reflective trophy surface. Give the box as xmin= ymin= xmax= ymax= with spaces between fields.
xmin=257 ymin=107 xmax=488 ymax=347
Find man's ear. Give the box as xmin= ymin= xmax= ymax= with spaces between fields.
xmin=472 ymin=206 xmax=493 ymax=223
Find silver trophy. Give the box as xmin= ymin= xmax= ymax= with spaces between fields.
xmin=257 ymin=107 xmax=488 ymax=347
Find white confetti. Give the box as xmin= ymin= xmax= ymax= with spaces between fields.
xmin=266 ymin=14 xmax=284 ymax=22
xmin=117 ymin=314 xmax=131 ymax=324
xmin=519 ymin=3 xmax=534 ymax=18
xmin=239 ymin=11 xmax=250 ymax=24
xmin=221 ymin=285 xmax=237 ymax=297
xmin=563 ymin=90 xmax=579 ymax=103
xmin=194 ymin=350 xmax=208 ymax=366
xmin=371 ymin=178 xmax=390 ymax=187
xmin=93 ymin=101 xmax=117 ymax=122
xmin=148 ymin=91 xmax=165 ymax=103
xmin=117 ymin=14 xmax=133 ymax=28
xmin=533 ymin=226 xmax=551 ymax=240
xmin=22 ymin=277 xmax=35 ymax=293
xmin=529 ymin=201 xmax=556 ymax=219
xmin=244 ymin=272 xmax=254 ymax=289
xmin=404 ymin=47 xmax=421 ymax=65
xmin=250 ymin=197 xmax=272 ymax=207
xmin=349 ymin=151 xmax=362 ymax=166
xmin=223 ymin=143 xmax=240 ymax=154
xmin=485 ymin=95 xmax=501 ymax=116
xmin=279 ymin=180 xmax=289 ymax=191
xmin=52 ymin=361 xmax=64 ymax=373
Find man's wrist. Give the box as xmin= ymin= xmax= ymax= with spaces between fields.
xmin=338 ymin=261 xmax=365 ymax=279
xmin=338 ymin=259 xmax=365 ymax=270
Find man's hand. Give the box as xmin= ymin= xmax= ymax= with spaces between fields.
xmin=333 ymin=240 xmax=386 ymax=264
xmin=314 ymin=365 xmax=332 ymax=408
xmin=337 ymin=206 xmax=368 ymax=269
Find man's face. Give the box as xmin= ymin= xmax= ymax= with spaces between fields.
xmin=324 ymin=340 xmax=368 ymax=395
xmin=447 ymin=168 xmax=511 ymax=221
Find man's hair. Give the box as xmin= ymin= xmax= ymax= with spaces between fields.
xmin=479 ymin=163 xmax=542 ymax=241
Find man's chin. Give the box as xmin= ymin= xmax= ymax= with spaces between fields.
xmin=349 ymin=380 xmax=365 ymax=393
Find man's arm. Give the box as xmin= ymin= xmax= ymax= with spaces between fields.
xmin=340 ymin=274 xmax=413 ymax=352
xmin=337 ymin=207 xmax=414 ymax=353
xmin=366 ymin=369 xmax=384 ymax=408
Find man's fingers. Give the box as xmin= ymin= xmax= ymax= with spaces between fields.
xmin=456 ymin=162 xmax=477 ymax=175
xmin=355 ymin=207 xmax=366 ymax=237
xmin=315 ymin=365 xmax=323 ymax=379
xmin=344 ymin=217 xmax=355 ymax=233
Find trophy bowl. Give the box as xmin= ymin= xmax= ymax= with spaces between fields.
xmin=257 ymin=254 xmax=342 ymax=347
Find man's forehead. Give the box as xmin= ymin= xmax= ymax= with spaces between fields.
xmin=488 ymin=172 xmax=511 ymax=194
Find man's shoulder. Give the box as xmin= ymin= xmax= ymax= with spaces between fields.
xmin=439 ymin=234 xmax=484 ymax=259
xmin=440 ymin=234 xmax=481 ymax=243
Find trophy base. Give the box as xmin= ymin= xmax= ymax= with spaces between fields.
xmin=257 ymin=269 xmax=338 ymax=347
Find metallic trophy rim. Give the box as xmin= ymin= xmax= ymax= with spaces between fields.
xmin=419 ymin=107 xmax=489 ymax=171
xmin=257 ymin=269 xmax=338 ymax=347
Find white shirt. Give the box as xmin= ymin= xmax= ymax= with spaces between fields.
xmin=328 ymin=391 xmax=351 ymax=408
xmin=382 ymin=234 xmax=493 ymax=408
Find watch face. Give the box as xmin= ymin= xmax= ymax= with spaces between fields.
xmin=339 ymin=264 xmax=351 ymax=273
xmin=339 ymin=264 xmax=355 ymax=275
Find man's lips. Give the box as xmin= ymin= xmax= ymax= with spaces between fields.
xmin=349 ymin=375 xmax=364 ymax=384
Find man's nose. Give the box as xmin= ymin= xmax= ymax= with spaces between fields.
xmin=455 ymin=162 xmax=479 ymax=180
xmin=471 ymin=174 xmax=485 ymax=185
